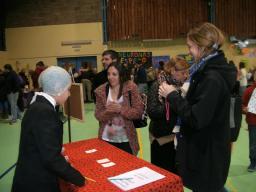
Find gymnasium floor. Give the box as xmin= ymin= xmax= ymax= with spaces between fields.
xmin=0 ymin=103 xmax=255 ymax=192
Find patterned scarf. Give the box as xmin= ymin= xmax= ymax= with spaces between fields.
xmin=189 ymin=51 xmax=218 ymax=82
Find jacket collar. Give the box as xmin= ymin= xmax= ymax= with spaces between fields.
xmin=30 ymin=92 xmax=56 ymax=109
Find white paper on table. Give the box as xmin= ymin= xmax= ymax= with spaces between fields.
xmin=101 ymin=162 xmax=116 ymax=167
xmin=85 ymin=149 xmax=97 ymax=154
xmin=108 ymin=167 xmax=165 ymax=191
xmin=97 ymin=158 xmax=110 ymax=164
xmin=248 ymin=89 xmax=256 ymax=114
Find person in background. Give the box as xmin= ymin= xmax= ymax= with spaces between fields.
xmin=79 ymin=62 xmax=95 ymax=103
xmin=147 ymin=57 xmax=189 ymax=172
xmin=158 ymin=61 xmax=165 ymax=74
xmin=30 ymin=61 xmax=46 ymax=90
xmin=247 ymin=67 xmax=256 ymax=86
xmin=94 ymin=63 xmax=143 ymax=155
xmin=146 ymin=66 xmax=157 ymax=89
xmin=0 ymin=69 xmax=9 ymax=119
xmin=242 ymin=72 xmax=256 ymax=172
xmin=228 ymin=61 xmax=242 ymax=147
xmin=229 ymin=61 xmax=240 ymax=95
xmin=18 ymin=69 xmax=29 ymax=89
xmin=134 ymin=62 xmax=148 ymax=94
xmin=122 ymin=62 xmax=133 ymax=80
xmin=127 ymin=57 xmax=134 ymax=74
xmin=17 ymin=69 xmax=29 ymax=112
xmin=12 ymin=66 xmax=86 ymax=192
xmin=3 ymin=64 xmax=22 ymax=124
xmin=92 ymin=50 xmax=119 ymax=102
xmin=238 ymin=61 xmax=248 ymax=96
xmin=159 ymin=22 xmax=237 ymax=192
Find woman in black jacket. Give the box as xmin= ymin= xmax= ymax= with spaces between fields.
xmin=12 ymin=66 xmax=86 ymax=192
xmin=147 ymin=58 xmax=189 ymax=172
xmin=159 ymin=23 xmax=237 ymax=192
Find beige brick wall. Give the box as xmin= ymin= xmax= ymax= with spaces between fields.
xmin=6 ymin=0 xmax=102 ymax=28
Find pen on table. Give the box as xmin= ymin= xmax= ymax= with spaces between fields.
xmin=109 ymin=178 xmax=133 ymax=181
xmin=84 ymin=176 xmax=96 ymax=182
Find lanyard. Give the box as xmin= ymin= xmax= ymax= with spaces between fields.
xmin=165 ymin=98 xmax=170 ymax=121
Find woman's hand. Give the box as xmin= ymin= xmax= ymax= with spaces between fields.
xmin=159 ymin=82 xmax=177 ymax=98
xmin=106 ymin=102 xmax=122 ymax=113
xmin=243 ymin=106 xmax=248 ymax=113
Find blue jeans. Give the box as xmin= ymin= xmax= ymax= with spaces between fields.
xmin=0 ymin=100 xmax=9 ymax=114
xmin=248 ymin=125 xmax=256 ymax=163
xmin=7 ymin=92 xmax=21 ymax=121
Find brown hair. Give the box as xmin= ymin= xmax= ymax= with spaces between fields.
xmin=187 ymin=22 xmax=225 ymax=57
xmin=164 ymin=57 xmax=190 ymax=73
xmin=102 ymin=49 xmax=119 ymax=62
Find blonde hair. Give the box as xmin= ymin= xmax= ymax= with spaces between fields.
xmin=187 ymin=22 xmax=225 ymax=57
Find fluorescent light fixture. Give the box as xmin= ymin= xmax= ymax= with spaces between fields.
xmin=61 ymin=40 xmax=92 ymax=46
xmin=142 ymin=39 xmax=173 ymax=42
xmin=246 ymin=39 xmax=256 ymax=45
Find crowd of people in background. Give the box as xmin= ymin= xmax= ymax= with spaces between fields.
xmin=1 ymin=54 xmax=255 ymax=124
xmin=1 ymin=22 xmax=256 ymax=192
xmin=0 ymin=61 xmax=46 ymax=124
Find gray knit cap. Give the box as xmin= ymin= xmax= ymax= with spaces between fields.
xmin=38 ymin=66 xmax=71 ymax=96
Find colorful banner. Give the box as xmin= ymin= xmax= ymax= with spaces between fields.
xmin=118 ymin=52 xmax=152 ymax=68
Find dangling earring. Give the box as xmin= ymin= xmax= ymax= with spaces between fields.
xmin=212 ymin=43 xmax=218 ymax=50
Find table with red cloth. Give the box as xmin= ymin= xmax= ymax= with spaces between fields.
xmin=60 ymin=138 xmax=183 ymax=192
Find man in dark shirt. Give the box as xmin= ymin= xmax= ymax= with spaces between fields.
xmin=3 ymin=64 xmax=21 ymax=123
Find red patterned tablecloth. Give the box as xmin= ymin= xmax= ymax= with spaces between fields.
xmin=60 ymin=138 xmax=183 ymax=192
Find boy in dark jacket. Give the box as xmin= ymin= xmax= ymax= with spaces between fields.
xmin=12 ymin=66 xmax=86 ymax=192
